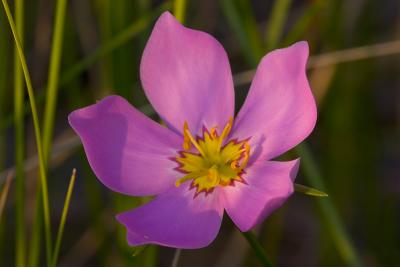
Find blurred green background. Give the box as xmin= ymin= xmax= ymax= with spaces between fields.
xmin=0 ymin=0 xmax=399 ymax=266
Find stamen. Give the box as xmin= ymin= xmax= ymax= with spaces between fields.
xmin=175 ymin=119 xmax=251 ymax=196
xmin=217 ymin=117 xmax=233 ymax=151
xmin=183 ymin=122 xmax=191 ymax=150
xmin=183 ymin=122 xmax=207 ymax=157
xmin=224 ymin=147 xmax=248 ymax=163
xmin=237 ymin=142 xmax=250 ymax=171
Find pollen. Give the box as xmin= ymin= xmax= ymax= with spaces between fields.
xmin=174 ymin=117 xmax=250 ymax=196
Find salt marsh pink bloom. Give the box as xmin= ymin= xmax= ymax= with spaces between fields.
xmin=69 ymin=12 xmax=317 ymax=249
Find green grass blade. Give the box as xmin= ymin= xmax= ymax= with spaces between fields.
xmin=265 ymin=0 xmax=292 ymax=50
xmin=12 ymin=0 xmax=25 ymax=266
xmin=242 ymin=231 xmax=273 ymax=267
xmin=283 ymin=1 xmax=323 ymax=46
xmin=173 ymin=0 xmax=186 ymax=23
xmin=0 ymin=0 xmax=9 ymax=170
xmin=0 ymin=0 xmax=52 ymax=266
xmin=219 ymin=0 xmax=264 ymax=66
xmin=42 ymin=0 xmax=68 ymax=163
xmin=0 ymin=6 xmax=10 ymax=263
xmin=51 ymin=169 xmax=77 ymax=267
xmin=60 ymin=2 xmax=170 ymax=87
xmin=295 ymin=144 xmax=363 ymax=267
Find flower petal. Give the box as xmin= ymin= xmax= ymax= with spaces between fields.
xmin=116 ymin=184 xmax=224 ymax=248
xmin=68 ymin=95 xmax=182 ymax=196
xmin=223 ymin=159 xmax=299 ymax=232
xmin=140 ymin=11 xmax=234 ymax=134
xmin=232 ymin=42 xmax=317 ymax=160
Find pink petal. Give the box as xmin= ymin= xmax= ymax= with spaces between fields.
xmin=223 ymin=159 xmax=299 ymax=232
xmin=232 ymin=42 xmax=317 ymax=160
xmin=68 ymin=95 xmax=182 ymax=196
xmin=116 ymin=184 xmax=224 ymax=248
xmin=140 ymin=11 xmax=234 ymax=135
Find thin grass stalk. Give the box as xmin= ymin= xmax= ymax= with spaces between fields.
xmin=0 ymin=172 xmax=12 ymax=221
xmin=42 ymin=0 xmax=68 ymax=164
xmin=265 ymin=0 xmax=292 ymax=50
xmin=295 ymin=144 xmax=363 ymax=267
xmin=0 ymin=0 xmax=52 ymax=266
xmin=171 ymin=249 xmax=181 ymax=267
xmin=13 ymin=0 xmax=25 ymax=266
xmin=51 ymin=169 xmax=76 ymax=267
xmin=31 ymin=0 xmax=68 ymax=260
xmin=173 ymin=0 xmax=186 ymax=23
xmin=242 ymin=232 xmax=273 ymax=267
xmin=0 ymin=0 xmax=9 ymax=168
xmin=28 ymin=188 xmax=42 ymax=267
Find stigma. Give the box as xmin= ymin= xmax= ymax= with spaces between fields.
xmin=174 ymin=117 xmax=250 ymax=196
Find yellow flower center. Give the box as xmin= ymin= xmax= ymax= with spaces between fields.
xmin=174 ymin=117 xmax=250 ymax=196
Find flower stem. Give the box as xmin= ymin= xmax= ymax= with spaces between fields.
xmin=242 ymin=231 xmax=273 ymax=267
xmin=0 ymin=0 xmax=52 ymax=265
xmin=28 ymin=187 xmax=42 ymax=267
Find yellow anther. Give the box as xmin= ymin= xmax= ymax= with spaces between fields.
xmin=224 ymin=147 xmax=248 ymax=164
xmin=217 ymin=117 xmax=234 ymax=152
xmin=244 ymin=142 xmax=250 ymax=153
xmin=183 ymin=122 xmax=206 ymax=157
xmin=183 ymin=122 xmax=191 ymax=150
xmin=220 ymin=117 xmax=233 ymax=140
xmin=230 ymin=160 xmax=239 ymax=169
xmin=237 ymin=142 xmax=250 ymax=171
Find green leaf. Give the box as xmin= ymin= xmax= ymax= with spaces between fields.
xmin=294 ymin=183 xmax=328 ymax=197
xmin=131 ymin=245 xmax=148 ymax=257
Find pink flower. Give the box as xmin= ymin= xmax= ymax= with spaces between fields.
xmin=69 ymin=12 xmax=317 ymax=249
